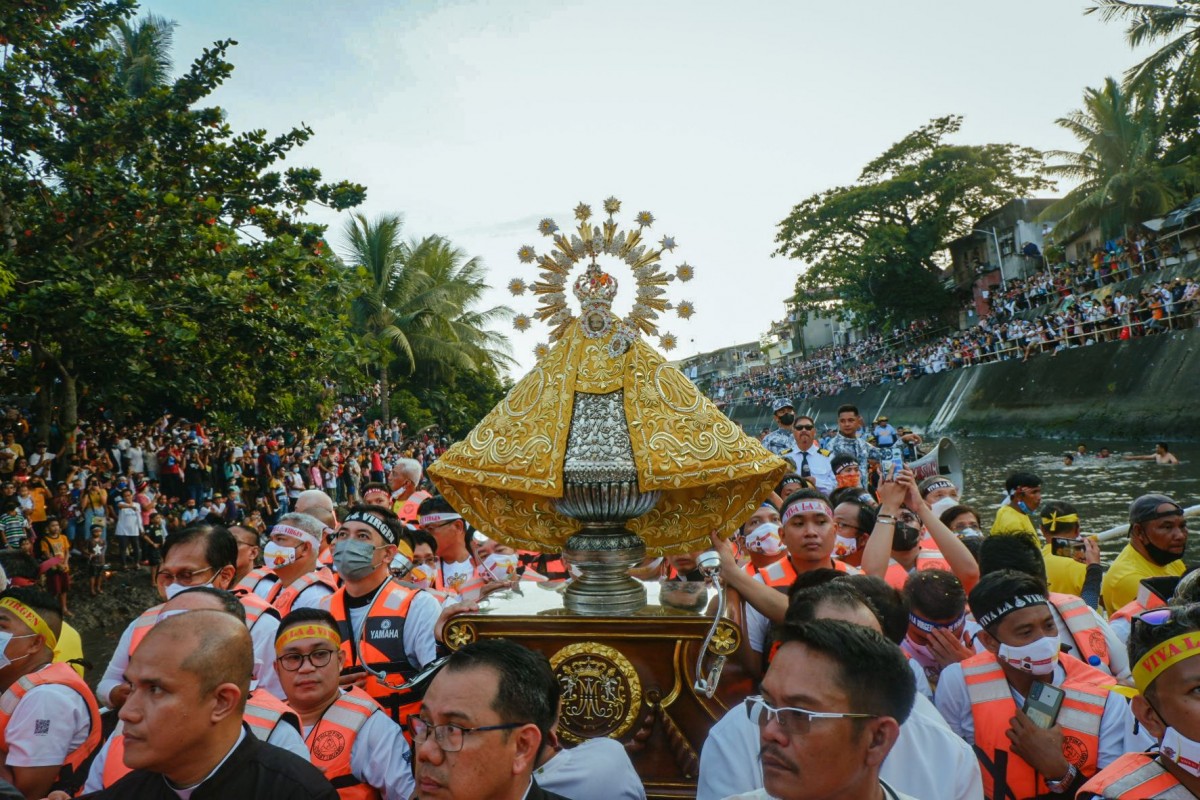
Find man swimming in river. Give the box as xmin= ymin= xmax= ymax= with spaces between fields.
xmin=1123 ymin=442 xmax=1180 ymax=465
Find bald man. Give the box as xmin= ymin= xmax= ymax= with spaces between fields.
xmin=71 ymin=611 xmax=336 ymax=799
xmin=293 ymin=491 xmax=337 ymax=569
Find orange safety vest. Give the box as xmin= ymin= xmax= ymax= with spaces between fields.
xmin=1109 ymin=582 xmax=1170 ymax=626
xmin=883 ymin=551 xmax=951 ymax=590
xmin=1049 ymin=593 xmax=1112 ymax=673
xmin=1076 ymin=752 xmax=1183 ymax=798
xmin=517 ymin=551 xmax=569 ymax=581
xmin=963 ymin=651 xmax=1108 ymax=799
xmin=395 ymin=490 xmax=431 ymax=524
xmin=102 ymin=692 xmax=300 ymax=788
xmin=130 ymin=593 xmax=278 ymax=654
xmin=236 ymin=566 xmax=277 ymax=595
xmin=306 ymin=687 xmax=383 ymax=800
xmin=265 ymin=567 xmax=339 ymax=616
xmin=330 ymin=579 xmax=424 ymax=726
xmin=434 ymin=559 xmax=486 ymax=598
xmin=745 ymin=557 xmax=796 ymax=588
xmin=0 ymin=662 xmax=101 ymax=792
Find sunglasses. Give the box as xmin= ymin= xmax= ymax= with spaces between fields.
xmin=793 ymin=424 xmax=815 ymax=431
xmin=1134 ymin=605 xmax=1200 ymax=627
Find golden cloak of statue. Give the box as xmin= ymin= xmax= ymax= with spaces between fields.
xmin=427 ymin=317 xmax=789 ymax=556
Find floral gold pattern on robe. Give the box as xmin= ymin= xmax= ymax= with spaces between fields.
xmin=428 ymin=320 xmax=789 ymax=555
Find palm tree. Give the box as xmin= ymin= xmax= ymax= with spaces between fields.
xmin=342 ymin=213 xmax=512 ymax=424
xmin=105 ymin=13 xmax=176 ymax=98
xmin=1087 ymin=1 xmax=1200 ymax=93
xmin=1041 ymin=78 xmax=1188 ymax=238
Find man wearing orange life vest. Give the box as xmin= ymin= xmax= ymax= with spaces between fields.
xmin=295 ymin=489 xmax=340 ymax=570
xmin=715 ymin=489 xmax=857 ymax=659
xmin=320 ymin=504 xmax=444 ymax=725
xmin=1079 ymin=604 xmax=1200 ymax=798
xmin=830 ymin=496 xmax=876 ymax=570
xmin=388 ymin=458 xmax=429 ymax=525
xmin=738 ymin=501 xmax=788 ymax=586
xmin=1108 ymin=576 xmax=1182 ymax=647
xmin=860 ymin=468 xmax=980 ymax=594
xmin=97 ymin=522 xmax=287 ymax=706
xmin=273 ymin=607 xmax=415 ymax=799
xmin=255 ymin=514 xmax=338 ymax=616
xmin=81 ymin=586 xmax=310 ymax=794
xmin=0 ymin=587 xmax=99 ymax=799
xmin=978 ymin=535 xmax=1131 ymax=682
xmin=934 ymin=571 xmax=1134 ymax=799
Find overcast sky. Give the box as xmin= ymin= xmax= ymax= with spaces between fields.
xmin=149 ymin=0 xmax=1148 ymax=376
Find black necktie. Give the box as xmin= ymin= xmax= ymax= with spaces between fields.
xmin=800 ymin=451 xmax=811 ymax=478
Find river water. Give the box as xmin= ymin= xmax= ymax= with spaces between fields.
xmin=951 ymin=436 xmax=1198 ymax=561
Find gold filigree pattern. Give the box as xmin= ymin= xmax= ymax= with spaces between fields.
xmin=445 ymin=621 xmax=476 ymax=651
xmin=550 ymin=642 xmax=642 ymax=743
xmin=708 ymin=622 xmax=740 ymax=656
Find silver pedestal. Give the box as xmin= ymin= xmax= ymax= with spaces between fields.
xmin=555 ymin=391 xmax=659 ymax=615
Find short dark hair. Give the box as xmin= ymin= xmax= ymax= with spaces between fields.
xmin=345 ymin=503 xmax=411 ymax=549
xmin=834 ymin=497 xmax=877 ymax=533
xmin=1039 ymin=499 xmax=1079 ymax=533
xmin=785 ymin=582 xmax=879 ymax=628
xmin=968 ymin=570 xmax=1047 ymax=633
xmin=361 ymin=481 xmax=390 ymax=496
xmin=1004 ymin=471 xmax=1041 ymax=493
xmin=170 ymin=586 xmax=247 ymax=624
xmin=1129 ymin=604 xmax=1200 ymax=699
xmin=0 ymin=586 xmax=62 ymax=638
xmin=416 ymin=495 xmax=469 ymax=551
xmin=162 ymin=523 xmax=238 ymax=571
xmin=0 ymin=552 xmax=39 ymax=583
xmin=787 ymin=568 xmax=843 ymax=600
xmin=775 ymin=619 xmax=915 ymax=724
xmin=780 ymin=487 xmax=831 ymax=517
xmin=978 ymin=534 xmax=1048 ymax=587
xmin=829 ymin=486 xmax=868 ymax=509
xmin=938 ymin=503 xmax=979 ymax=529
xmin=904 ymin=569 xmax=966 ymax=621
xmin=834 ymin=574 xmax=909 ymax=645
xmin=837 ymin=404 xmax=860 ymax=417
xmin=411 ymin=529 xmax=437 ymax=554
xmin=1158 ymin=442 xmax=1170 ymax=452
xmin=444 ymin=638 xmax=559 ymax=749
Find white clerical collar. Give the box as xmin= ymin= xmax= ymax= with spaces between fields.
xmin=164 ymin=728 xmax=246 ymax=799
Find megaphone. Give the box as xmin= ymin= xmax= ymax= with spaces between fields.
xmin=907 ymin=437 xmax=963 ymax=493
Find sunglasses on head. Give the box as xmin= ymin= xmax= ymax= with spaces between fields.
xmin=1134 ymin=604 xmax=1200 ymax=628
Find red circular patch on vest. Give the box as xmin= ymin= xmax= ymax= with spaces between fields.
xmin=313 ymin=730 xmax=346 ymax=761
xmin=1088 ymin=630 xmax=1109 ymax=659
xmin=1062 ymin=734 xmax=1089 ymax=769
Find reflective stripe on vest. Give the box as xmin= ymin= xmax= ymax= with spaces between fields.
xmin=1050 ymin=592 xmax=1111 ymax=672
xmin=746 ymin=558 xmax=796 ymax=589
xmin=236 ymin=567 xmax=276 ymax=595
xmin=0 ymin=662 xmax=102 ymax=784
xmin=332 ymin=580 xmax=421 ymax=723
xmin=306 ymin=687 xmax=382 ymax=800
xmin=1110 ymin=584 xmax=1169 ymax=625
xmin=103 ymin=693 xmax=299 ymax=788
xmin=266 ymin=567 xmax=338 ymax=617
xmin=131 ymin=597 xmax=276 ymax=658
xmin=963 ymin=652 xmax=1106 ymax=799
xmin=239 ymin=590 xmax=280 ymax=633
xmin=1077 ymin=752 xmax=1192 ymax=798
xmin=127 ymin=605 xmax=163 ymax=655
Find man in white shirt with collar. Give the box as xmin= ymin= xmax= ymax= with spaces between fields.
xmin=783 ymin=415 xmax=834 ymax=495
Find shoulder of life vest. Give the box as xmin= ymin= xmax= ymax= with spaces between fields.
xmin=245 ymin=690 xmax=301 ymax=741
xmin=0 ymin=662 xmax=102 ymax=780
xmin=308 ymin=688 xmax=382 ymax=798
xmin=1077 ymin=752 xmax=1181 ymax=799
xmin=1049 ymin=592 xmax=1112 ymax=669
xmin=332 ymin=581 xmax=422 ymax=718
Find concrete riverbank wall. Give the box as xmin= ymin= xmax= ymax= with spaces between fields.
xmin=724 ymin=328 xmax=1200 ymax=441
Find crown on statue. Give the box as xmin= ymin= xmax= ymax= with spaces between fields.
xmin=573 ymin=268 xmax=619 ymax=306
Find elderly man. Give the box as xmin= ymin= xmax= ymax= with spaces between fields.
xmin=273 ymin=607 xmax=414 ymax=799
xmin=98 ymin=522 xmax=285 ymax=706
xmin=1101 ymin=494 xmax=1189 ymax=615
xmin=389 ymin=458 xmax=429 ymax=524
xmin=0 ymin=587 xmax=99 ymax=799
xmin=68 ymin=611 xmax=336 ymax=799
xmin=255 ymin=514 xmax=338 ymax=616
xmin=413 ymin=638 xmax=572 ymax=800
xmin=321 ymin=504 xmax=442 ymax=725
xmin=723 ymin=619 xmax=918 ymax=800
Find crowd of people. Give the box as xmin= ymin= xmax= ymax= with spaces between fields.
xmin=0 ymin=395 xmax=1188 ymax=798
xmin=707 ymin=256 xmax=1199 ymax=410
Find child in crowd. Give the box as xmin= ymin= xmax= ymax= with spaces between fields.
xmin=37 ymin=517 xmax=71 ymax=616
xmin=87 ymin=522 xmax=107 ymax=596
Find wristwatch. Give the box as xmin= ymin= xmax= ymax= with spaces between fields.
xmin=1045 ymin=763 xmax=1077 ymax=793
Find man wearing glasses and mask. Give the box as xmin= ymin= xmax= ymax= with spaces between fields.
xmin=723 ymin=619 xmax=919 ymax=800
xmin=97 ymin=522 xmax=286 ymax=707
xmin=273 ymin=607 xmax=414 ymax=799
xmin=413 ymin=638 xmax=573 ymax=800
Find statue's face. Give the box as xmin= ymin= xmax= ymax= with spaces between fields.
xmin=585 ymin=310 xmax=608 ymax=332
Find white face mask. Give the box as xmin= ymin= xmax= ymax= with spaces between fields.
xmin=997 ymin=635 xmax=1060 ymax=675
xmin=164 ymin=580 xmax=214 ymax=601
xmin=956 ymin=526 xmax=984 ymax=540
xmin=482 ymin=553 xmax=519 ymax=581
xmin=0 ymin=631 xmax=37 ymax=670
xmin=745 ymin=522 xmax=785 ymax=557
xmin=407 ymin=563 xmax=436 ymax=590
xmin=834 ymin=534 xmax=859 ymax=557
xmin=263 ymin=541 xmax=297 ymax=569
xmin=1160 ymin=727 xmax=1200 ymax=778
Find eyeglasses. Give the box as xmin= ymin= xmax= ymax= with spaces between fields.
xmin=277 ymin=648 xmax=337 ymax=672
xmin=154 ymin=566 xmax=215 ymax=585
xmin=832 ymin=520 xmax=860 ymax=533
xmin=408 ymin=717 xmax=530 ymax=752
xmin=793 ymin=424 xmax=815 ymax=431
xmin=744 ymin=696 xmax=876 ymax=736
xmin=1133 ymin=604 xmax=1200 ymax=627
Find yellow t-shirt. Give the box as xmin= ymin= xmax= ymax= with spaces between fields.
xmin=53 ymin=621 xmax=85 ymax=678
xmin=1040 ymin=542 xmax=1087 ymax=596
xmin=991 ymin=503 xmax=1037 ymax=538
xmin=1101 ymin=544 xmax=1187 ymax=615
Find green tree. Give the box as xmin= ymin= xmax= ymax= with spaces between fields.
xmin=0 ymin=0 xmax=367 ymax=435
xmin=774 ymin=116 xmax=1048 ymax=326
xmin=1041 ymin=78 xmax=1189 ymax=238
xmin=342 ymin=214 xmax=512 ymax=425
xmin=105 ymin=12 xmax=176 ymax=97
